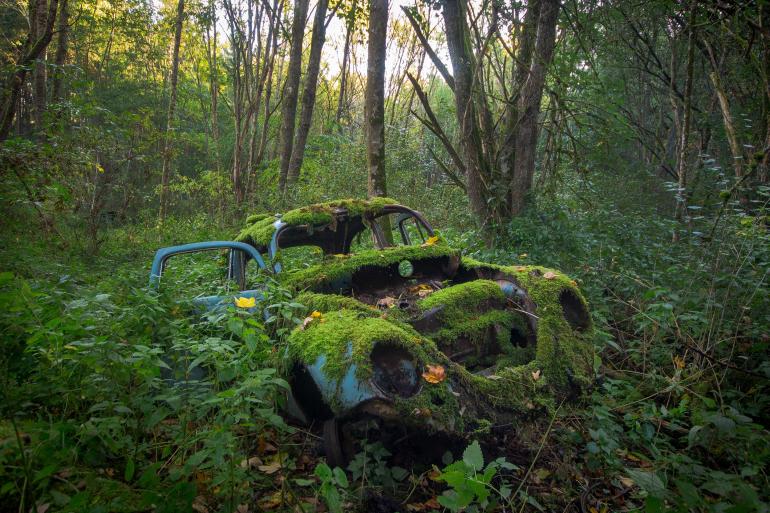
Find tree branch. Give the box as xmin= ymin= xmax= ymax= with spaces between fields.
xmin=401 ymin=6 xmax=455 ymax=91
xmin=406 ymin=72 xmax=466 ymax=175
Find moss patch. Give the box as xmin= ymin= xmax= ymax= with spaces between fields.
xmin=294 ymin=292 xmax=377 ymax=315
xmin=418 ymin=279 xmax=506 ymax=319
xmin=281 ymin=242 xmax=459 ymax=292
xmin=236 ymin=197 xmax=400 ymax=250
xmin=287 ymin=309 xmax=442 ymax=382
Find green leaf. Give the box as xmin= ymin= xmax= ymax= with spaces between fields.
xmin=390 ymin=466 xmax=408 ymax=481
xmin=674 ymin=479 xmax=701 ymax=508
xmin=626 ymin=469 xmax=666 ymax=497
xmin=125 ymin=458 xmax=135 ymax=482
xmin=185 ymin=450 xmax=209 ymax=471
xmin=462 ymin=440 xmax=484 ymax=471
xmin=314 ymin=463 xmax=332 ymax=480
xmin=644 ymin=496 xmax=665 ymax=513
xmin=332 ymin=467 xmax=349 ymax=488
xmin=437 ymin=491 xmax=463 ymax=512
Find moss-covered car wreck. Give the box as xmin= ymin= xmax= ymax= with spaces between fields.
xmin=150 ymin=198 xmax=595 ymax=465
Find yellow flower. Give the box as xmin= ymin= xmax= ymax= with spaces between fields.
xmin=310 ymin=310 xmax=322 ymax=318
xmin=234 ymin=296 xmax=256 ymax=308
xmin=424 ymin=236 xmax=440 ymax=246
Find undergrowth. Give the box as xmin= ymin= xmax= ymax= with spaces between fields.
xmin=0 ymin=171 xmax=768 ymax=512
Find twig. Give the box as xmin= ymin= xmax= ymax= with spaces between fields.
xmin=512 ymin=401 xmax=563 ymax=510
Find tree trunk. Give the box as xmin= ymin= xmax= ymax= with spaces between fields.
xmin=366 ymin=0 xmax=388 ymax=198
xmin=498 ymin=0 xmax=540 ymax=214
xmin=206 ymin=0 xmax=220 ymax=175
xmin=509 ymin=0 xmax=558 ymax=215
xmin=0 ymin=0 xmax=59 ymax=141
xmin=336 ymin=0 xmax=357 ymax=127
xmin=286 ymin=0 xmax=329 ymax=188
xmin=33 ymin=0 xmax=49 ymax=129
xmin=673 ymin=0 xmax=696 ymax=238
xmin=442 ymin=0 xmax=487 ymax=219
xmin=158 ymin=0 xmax=185 ymax=221
xmin=51 ymin=0 xmax=69 ymax=103
xmin=277 ymin=0 xmax=310 ymax=194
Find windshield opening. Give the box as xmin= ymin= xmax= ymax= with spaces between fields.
xmin=273 ymin=206 xmax=434 ymax=261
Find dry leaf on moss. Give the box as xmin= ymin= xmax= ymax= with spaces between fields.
xmin=377 ymin=296 xmax=397 ymax=308
xmin=543 ymin=271 xmax=558 ymax=280
xmin=532 ymin=369 xmax=541 ymax=381
xmin=422 ymin=364 xmax=446 ymax=384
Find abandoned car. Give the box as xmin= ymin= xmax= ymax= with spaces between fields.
xmin=150 ymin=198 xmax=595 ymax=465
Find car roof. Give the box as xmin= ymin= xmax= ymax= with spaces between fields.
xmin=235 ymin=197 xmax=405 ymax=254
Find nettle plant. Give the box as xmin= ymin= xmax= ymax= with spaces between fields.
xmin=435 ymin=441 xmax=521 ymax=513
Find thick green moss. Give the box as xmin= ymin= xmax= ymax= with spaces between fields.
xmin=294 ymin=292 xmax=376 ymax=315
xmin=236 ymin=197 xmax=400 ymax=249
xmin=431 ymin=309 xmax=514 ymax=346
xmin=287 ymin=309 xmax=443 ymax=382
xmin=418 ymin=279 xmax=505 ymax=319
xmin=460 ymin=257 xmax=595 ymax=393
xmin=245 ymin=213 xmax=273 ymax=225
xmin=281 ymin=242 xmax=459 ymax=291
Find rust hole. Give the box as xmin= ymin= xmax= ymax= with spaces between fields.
xmin=511 ymin=326 xmax=528 ymax=347
xmin=559 ymin=289 xmax=590 ymax=331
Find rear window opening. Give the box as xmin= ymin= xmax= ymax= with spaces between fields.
xmin=371 ymin=343 xmax=420 ymax=398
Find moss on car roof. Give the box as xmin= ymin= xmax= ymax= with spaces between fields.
xmin=236 ymin=197 xmax=401 ymax=250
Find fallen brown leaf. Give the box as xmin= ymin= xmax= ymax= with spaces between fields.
xmin=422 ymin=364 xmax=446 ymax=384
xmin=377 ymin=296 xmax=397 ymax=308
xmin=258 ymin=460 xmax=282 ymax=474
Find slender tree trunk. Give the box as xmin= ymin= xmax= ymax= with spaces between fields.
xmin=158 ymin=0 xmax=185 ymax=221
xmin=205 ymin=0 xmax=220 ymax=175
xmin=673 ymin=0 xmax=696 ymax=239
xmin=336 ymin=1 xmax=356 ymax=127
xmin=0 ymin=0 xmax=59 ymax=141
xmin=366 ymin=0 xmax=388 ymax=198
xmin=286 ymin=0 xmax=329 ymax=188
xmin=277 ymin=0 xmax=310 ymax=194
xmin=33 ymin=0 xmax=49 ymax=129
xmin=51 ymin=0 xmax=69 ymax=103
xmin=257 ymin=1 xmax=282 ymax=166
xmin=510 ymin=0 xmax=558 ymax=215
